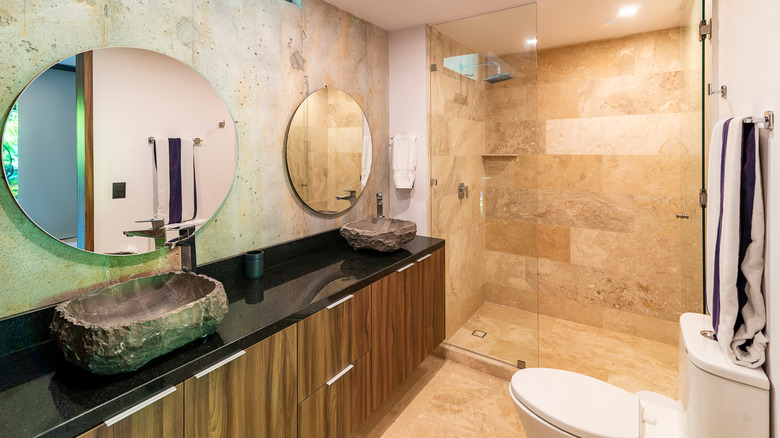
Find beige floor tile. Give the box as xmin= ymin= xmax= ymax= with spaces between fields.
xmin=354 ymin=356 xmax=526 ymax=438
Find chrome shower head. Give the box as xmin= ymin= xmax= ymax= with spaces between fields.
xmin=484 ymin=72 xmax=515 ymax=84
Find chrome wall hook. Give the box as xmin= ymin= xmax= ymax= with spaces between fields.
xmin=708 ymin=83 xmax=727 ymax=98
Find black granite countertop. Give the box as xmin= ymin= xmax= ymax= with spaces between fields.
xmin=0 ymin=229 xmax=444 ymax=438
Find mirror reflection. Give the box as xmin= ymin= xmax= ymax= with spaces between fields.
xmin=285 ymin=87 xmax=372 ymax=215
xmin=1 ymin=47 xmax=237 ymax=255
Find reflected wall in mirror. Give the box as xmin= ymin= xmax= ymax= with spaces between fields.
xmin=1 ymin=47 xmax=238 ymax=255
xmin=285 ymin=87 xmax=372 ymax=215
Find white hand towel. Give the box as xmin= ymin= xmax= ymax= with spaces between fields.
xmin=153 ymin=138 xmax=197 ymax=225
xmin=392 ymin=135 xmax=417 ymax=189
xmin=706 ymin=118 xmax=767 ymax=368
xmin=361 ymin=117 xmax=372 ymax=188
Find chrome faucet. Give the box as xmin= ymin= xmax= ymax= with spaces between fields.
xmin=123 ymin=219 xmax=167 ymax=249
xmin=336 ymin=189 xmax=357 ymax=204
xmin=165 ymin=225 xmax=197 ymax=272
xmin=376 ymin=193 xmax=384 ymax=218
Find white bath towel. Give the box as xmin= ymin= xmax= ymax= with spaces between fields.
xmin=392 ymin=135 xmax=417 ymax=189
xmin=152 ymin=137 xmax=197 ymax=225
xmin=361 ymin=116 xmax=372 ymax=188
xmin=706 ymin=118 xmax=767 ymax=368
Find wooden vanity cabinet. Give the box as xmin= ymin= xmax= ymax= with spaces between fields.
xmin=297 ymin=286 xmax=371 ymax=402
xmin=297 ymin=352 xmax=371 ymax=438
xmin=184 ymin=325 xmax=297 ymax=438
xmin=77 ymin=383 xmax=184 ymax=438
xmin=371 ymin=248 xmax=445 ymax=411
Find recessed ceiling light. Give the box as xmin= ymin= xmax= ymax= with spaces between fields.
xmin=526 ymin=38 xmax=537 ymax=46
xmin=618 ymin=5 xmax=640 ymax=17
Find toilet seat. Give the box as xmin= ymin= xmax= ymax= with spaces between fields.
xmin=510 ymin=368 xmax=641 ymax=438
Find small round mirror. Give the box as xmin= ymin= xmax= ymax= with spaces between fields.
xmin=1 ymin=47 xmax=238 ymax=255
xmin=285 ymin=87 xmax=372 ymax=215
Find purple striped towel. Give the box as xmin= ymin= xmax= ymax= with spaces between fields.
xmin=705 ymin=118 xmax=767 ymax=368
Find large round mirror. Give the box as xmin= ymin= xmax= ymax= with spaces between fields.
xmin=285 ymin=87 xmax=372 ymax=215
xmin=1 ymin=47 xmax=237 ymax=255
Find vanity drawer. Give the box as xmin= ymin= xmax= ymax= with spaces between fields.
xmin=297 ymin=286 xmax=371 ymax=401
xmin=298 ymin=351 xmax=371 ymax=438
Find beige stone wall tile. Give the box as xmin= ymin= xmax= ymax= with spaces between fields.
xmin=486 ymin=86 xmax=532 ymax=123
xmin=486 ymin=120 xmax=539 ymax=154
xmin=538 ymin=155 xmax=603 ymax=192
xmin=483 ymin=156 xmax=538 ymax=190
xmin=485 ymin=282 xmax=538 ymax=312
xmin=484 ymin=187 xmax=537 ymax=221
xmin=569 ymin=227 xmax=681 ymax=278
xmin=633 ymin=195 xmax=682 ymax=241
xmin=603 ymin=155 xmax=682 ymax=197
xmin=485 ymin=250 xmax=537 ymax=292
xmin=538 ymin=224 xmax=570 ymax=263
xmin=545 ymin=114 xmax=682 ymax=156
xmin=579 ymin=71 xmax=685 ymax=117
xmin=602 ymin=308 xmax=679 ymax=346
xmin=538 ymin=190 xmax=634 ymax=232
xmin=539 ymin=293 xmax=604 ymax=328
xmin=485 ymin=218 xmax=537 ymax=257
xmin=538 ymin=82 xmax=579 ymax=120
xmin=538 ymin=37 xmax=635 ymax=85
xmin=632 ymin=28 xmax=682 ymax=76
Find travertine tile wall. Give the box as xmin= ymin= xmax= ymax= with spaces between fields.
xmin=533 ymin=29 xmax=695 ymax=346
xmin=0 ymin=0 xmax=389 ymax=318
xmin=429 ymin=28 xmax=488 ymax=337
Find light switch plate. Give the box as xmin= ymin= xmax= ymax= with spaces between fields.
xmin=112 ymin=182 xmax=126 ymax=199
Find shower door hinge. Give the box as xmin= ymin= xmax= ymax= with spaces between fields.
xmin=699 ymin=19 xmax=712 ymax=41
xmin=430 ymin=63 xmax=438 ymax=72
xmin=700 ymin=189 xmax=708 ymax=208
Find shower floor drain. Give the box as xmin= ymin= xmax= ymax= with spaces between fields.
xmin=471 ymin=330 xmax=487 ymax=338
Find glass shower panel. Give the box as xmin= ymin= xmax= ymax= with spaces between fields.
xmin=429 ymin=3 xmax=539 ymax=368
xmin=680 ymin=0 xmax=706 ymax=315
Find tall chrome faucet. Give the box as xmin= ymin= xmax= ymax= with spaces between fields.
xmin=376 ymin=193 xmax=384 ymax=218
xmin=165 ymin=225 xmax=197 ymax=272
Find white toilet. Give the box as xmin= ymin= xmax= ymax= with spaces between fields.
xmin=509 ymin=313 xmax=769 ymax=438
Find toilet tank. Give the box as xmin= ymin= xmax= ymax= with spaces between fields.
xmin=679 ymin=313 xmax=769 ymax=438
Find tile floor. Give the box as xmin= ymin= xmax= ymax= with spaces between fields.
xmin=354 ymin=355 xmax=526 ymax=437
xmin=447 ymin=302 xmax=679 ymax=399
xmin=355 ymin=301 xmax=680 ymax=437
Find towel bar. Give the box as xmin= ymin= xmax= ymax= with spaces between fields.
xmin=147 ymin=136 xmax=204 ymax=146
xmin=743 ymin=110 xmax=774 ymax=131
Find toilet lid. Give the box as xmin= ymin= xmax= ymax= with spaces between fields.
xmin=511 ymin=368 xmax=640 ymax=438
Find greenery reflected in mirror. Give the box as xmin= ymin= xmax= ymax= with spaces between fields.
xmin=1 ymin=48 xmax=238 ymax=255
xmin=285 ymin=87 xmax=372 ymax=215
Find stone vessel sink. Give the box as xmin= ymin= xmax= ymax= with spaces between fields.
xmin=340 ymin=217 xmax=417 ymax=252
xmin=50 ymin=271 xmax=228 ymax=375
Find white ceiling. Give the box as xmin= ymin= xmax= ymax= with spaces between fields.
xmin=325 ymin=0 xmax=687 ymax=50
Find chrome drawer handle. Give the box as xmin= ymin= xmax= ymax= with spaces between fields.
xmin=326 ymin=364 xmax=354 ymax=386
xmin=397 ymin=263 xmax=415 ymax=272
xmin=104 ymin=386 xmax=177 ymax=426
xmin=194 ymin=350 xmax=246 ymax=379
xmin=416 ymin=254 xmax=431 ymax=262
xmin=326 ymin=294 xmax=354 ymax=310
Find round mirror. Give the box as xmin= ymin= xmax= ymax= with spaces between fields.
xmin=1 ymin=47 xmax=237 ymax=255
xmin=285 ymin=87 xmax=372 ymax=215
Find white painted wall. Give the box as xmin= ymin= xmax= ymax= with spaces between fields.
xmin=92 ymin=48 xmax=236 ymax=254
xmin=388 ymin=25 xmax=429 ymax=236
xmin=714 ymin=1 xmax=780 ymax=435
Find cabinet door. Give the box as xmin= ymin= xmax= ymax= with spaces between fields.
xmin=184 ymin=326 xmax=297 ymax=438
xmin=77 ymin=383 xmax=184 ymax=438
xmin=424 ymin=249 xmax=446 ymax=349
xmin=297 ymin=286 xmax=371 ymax=401
xmin=298 ymin=352 xmax=371 ymax=438
xmin=370 ymin=267 xmax=408 ymax=411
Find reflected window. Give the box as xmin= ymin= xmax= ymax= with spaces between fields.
xmin=2 ymin=103 xmax=18 ymax=197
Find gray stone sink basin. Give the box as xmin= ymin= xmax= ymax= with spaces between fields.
xmin=340 ymin=217 xmax=417 ymax=252
xmin=50 ymin=271 xmax=228 ymax=375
